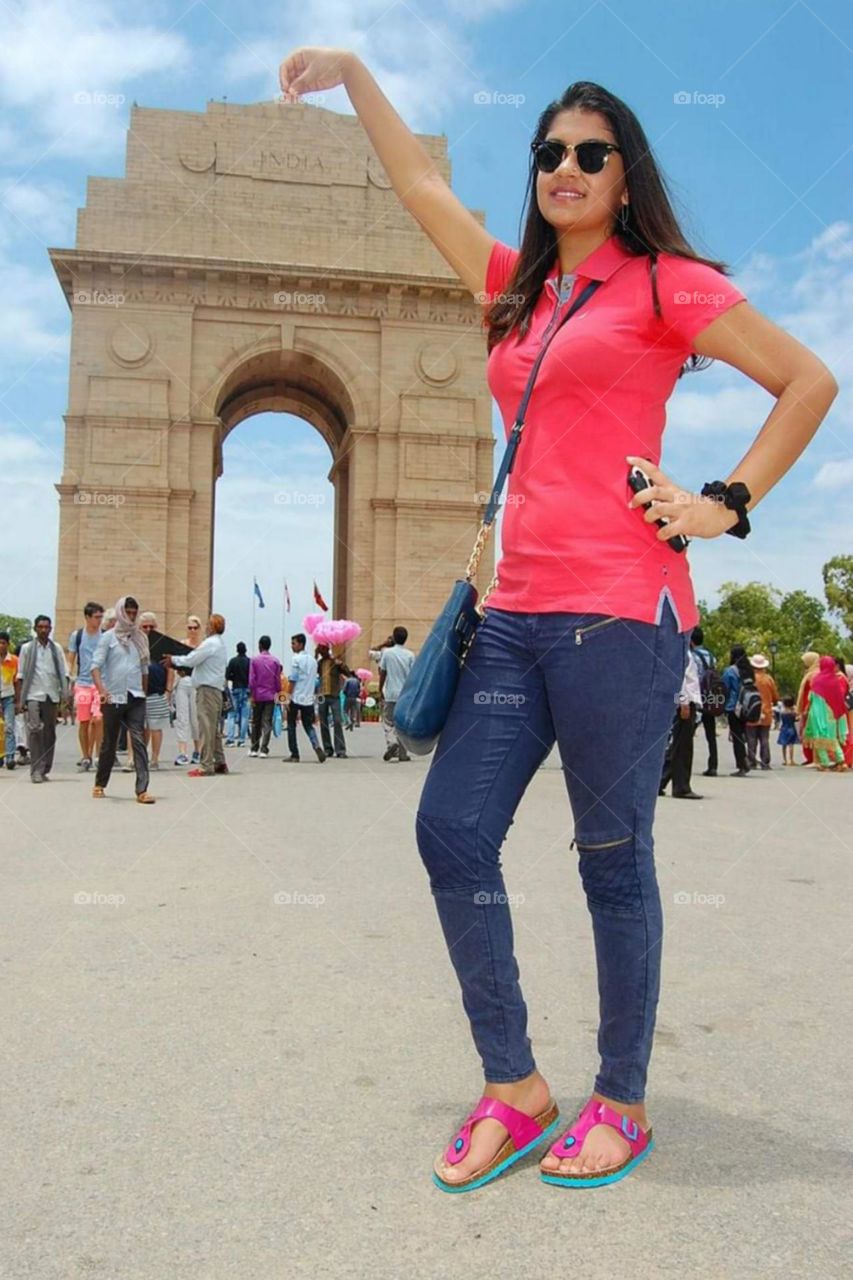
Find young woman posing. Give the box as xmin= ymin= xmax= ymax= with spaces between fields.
xmin=279 ymin=49 xmax=837 ymax=1192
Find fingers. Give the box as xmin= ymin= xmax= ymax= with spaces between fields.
xmin=626 ymin=454 xmax=666 ymax=484
xmin=629 ymin=483 xmax=673 ymax=509
xmin=279 ymin=50 xmax=306 ymax=97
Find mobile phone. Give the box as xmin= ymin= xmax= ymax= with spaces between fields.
xmin=627 ymin=465 xmax=690 ymax=554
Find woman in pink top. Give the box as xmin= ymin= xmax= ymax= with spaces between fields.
xmin=280 ymin=51 xmax=838 ymax=1192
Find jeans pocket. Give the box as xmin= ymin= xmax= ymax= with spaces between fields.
xmin=573 ymin=615 xmax=621 ymax=647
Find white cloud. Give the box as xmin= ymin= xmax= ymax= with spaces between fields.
xmin=221 ymin=0 xmax=526 ymax=127
xmin=0 ymin=0 xmax=189 ymax=159
xmin=813 ymin=458 xmax=853 ymax=491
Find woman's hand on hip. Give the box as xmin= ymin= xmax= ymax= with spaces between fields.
xmin=626 ymin=456 xmax=739 ymax=542
xmin=279 ymin=47 xmax=355 ymax=100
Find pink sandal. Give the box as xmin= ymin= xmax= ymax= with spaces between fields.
xmin=540 ymin=1098 xmax=654 ymax=1188
xmin=433 ymin=1095 xmax=560 ymax=1194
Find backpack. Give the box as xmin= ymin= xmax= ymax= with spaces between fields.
xmin=736 ymin=680 xmax=762 ymax=725
xmin=694 ymin=648 xmax=727 ymax=717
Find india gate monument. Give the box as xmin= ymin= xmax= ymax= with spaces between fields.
xmin=49 ymin=100 xmax=495 ymax=648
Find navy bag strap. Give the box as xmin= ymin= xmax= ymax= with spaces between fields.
xmin=481 ymin=278 xmax=602 ymax=529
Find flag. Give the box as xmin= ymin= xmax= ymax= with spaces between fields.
xmin=284 ymin=580 xmax=291 ymax=613
xmin=313 ymin=580 xmax=329 ymax=612
xmin=254 ymin=578 xmax=265 ymax=608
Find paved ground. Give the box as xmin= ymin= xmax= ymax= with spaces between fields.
xmin=1 ymin=719 xmax=851 ymax=1279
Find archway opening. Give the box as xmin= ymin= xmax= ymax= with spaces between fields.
xmin=212 ymin=349 xmax=355 ymax=652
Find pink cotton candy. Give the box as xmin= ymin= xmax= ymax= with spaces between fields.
xmin=313 ymin=618 xmax=362 ymax=646
xmin=303 ymin=613 xmax=326 ymax=636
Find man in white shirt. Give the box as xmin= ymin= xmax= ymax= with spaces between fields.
xmin=166 ymin=614 xmax=228 ymax=777
xmin=379 ymin=626 xmax=415 ymax=763
xmin=91 ymin=595 xmax=154 ymax=803
xmin=14 ymin=615 xmax=69 ymax=783
xmin=283 ymin=633 xmax=325 ymax=763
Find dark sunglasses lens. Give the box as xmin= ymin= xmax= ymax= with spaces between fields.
xmin=534 ymin=140 xmax=565 ymax=173
xmin=576 ymin=142 xmax=610 ymax=173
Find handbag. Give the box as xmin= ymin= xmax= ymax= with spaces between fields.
xmin=394 ymin=276 xmax=603 ymax=754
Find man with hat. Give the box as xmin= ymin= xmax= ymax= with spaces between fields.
xmin=747 ymin=653 xmax=778 ymax=771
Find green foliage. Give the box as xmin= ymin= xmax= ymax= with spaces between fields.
xmin=697 ymin=579 xmax=849 ymax=698
xmin=823 ymin=555 xmax=853 ymax=637
xmin=0 ymin=614 xmax=32 ymax=649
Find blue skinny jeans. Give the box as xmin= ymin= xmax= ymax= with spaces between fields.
xmin=415 ymin=601 xmax=687 ymax=1102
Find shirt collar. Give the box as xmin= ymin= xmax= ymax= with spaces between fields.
xmin=547 ymin=233 xmax=635 ymax=283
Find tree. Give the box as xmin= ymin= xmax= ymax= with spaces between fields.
xmin=823 ymin=556 xmax=853 ymax=638
xmin=0 ymin=614 xmax=32 ymax=648
xmin=696 ymin=582 xmax=848 ymax=698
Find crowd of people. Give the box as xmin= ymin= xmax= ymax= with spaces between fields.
xmin=658 ymin=626 xmax=853 ymax=799
xmin=0 ymin=600 xmax=416 ymax=800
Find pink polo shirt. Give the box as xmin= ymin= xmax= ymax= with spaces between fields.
xmin=483 ymin=235 xmax=747 ymax=630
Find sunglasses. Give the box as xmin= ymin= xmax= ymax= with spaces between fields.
xmin=187 ymin=625 xmax=200 ymax=630
xmin=531 ymin=138 xmax=621 ymax=175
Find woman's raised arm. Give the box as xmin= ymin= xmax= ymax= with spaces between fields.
xmin=279 ymin=48 xmax=496 ymax=298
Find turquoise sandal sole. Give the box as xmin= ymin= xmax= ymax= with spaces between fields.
xmin=432 ymin=1114 xmax=561 ymax=1194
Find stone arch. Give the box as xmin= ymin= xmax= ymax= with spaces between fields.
xmin=50 ymin=99 xmax=495 ymax=651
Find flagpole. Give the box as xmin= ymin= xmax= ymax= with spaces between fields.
xmin=281 ymin=576 xmax=285 ymax=662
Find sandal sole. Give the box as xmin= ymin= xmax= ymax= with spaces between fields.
xmin=432 ymin=1104 xmax=560 ymax=1195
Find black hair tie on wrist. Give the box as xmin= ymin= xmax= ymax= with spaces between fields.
xmin=700 ymin=480 xmax=752 ymax=539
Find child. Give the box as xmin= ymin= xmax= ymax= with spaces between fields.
xmin=777 ymin=695 xmax=799 ymax=765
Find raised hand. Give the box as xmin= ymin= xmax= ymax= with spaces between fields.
xmin=279 ymin=47 xmax=354 ymax=101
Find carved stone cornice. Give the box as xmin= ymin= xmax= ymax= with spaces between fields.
xmin=48 ymin=249 xmax=484 ymax=326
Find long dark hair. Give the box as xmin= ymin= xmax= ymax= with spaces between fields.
xmin=486 ymin=81 xmax=730 ymax=374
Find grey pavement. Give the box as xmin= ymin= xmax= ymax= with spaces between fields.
xmin=1 ymin=718 xmax=851 ymax=1279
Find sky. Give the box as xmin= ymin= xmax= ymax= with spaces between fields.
xmin=0 ymin=0 xmax=851 ymax=647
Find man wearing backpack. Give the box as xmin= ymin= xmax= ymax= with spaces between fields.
xmin=746 ymin=653 xmax=779 ymax=770
xmin=691 ymin=626 xmax=723 ymax=777
xmin=722 ymin=645 xmax=751 ymax=777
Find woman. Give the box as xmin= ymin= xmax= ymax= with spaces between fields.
xmin=139 ymin=611 xmax=172 ymax=769
xmin=166 ymin=615 xmax=228 ymax=778
xmin=802 ymin=656 xmax=849 ymax=771
xmin=172 ymin=615 xmax=201 ymax=766
xmin=279 ymin=51 xmax=837 ymax=1192
xmin=796 ymin=650 xmax=821 ymax=765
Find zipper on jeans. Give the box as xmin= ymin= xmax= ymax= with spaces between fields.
xmin=574 ymin=616 xmax=621 ymax=646
xmin=570 ymin=835 xmax=632 ymax=852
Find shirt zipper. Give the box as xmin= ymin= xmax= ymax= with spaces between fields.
xmin=540 ymin=273 xmax=576 ymax=345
